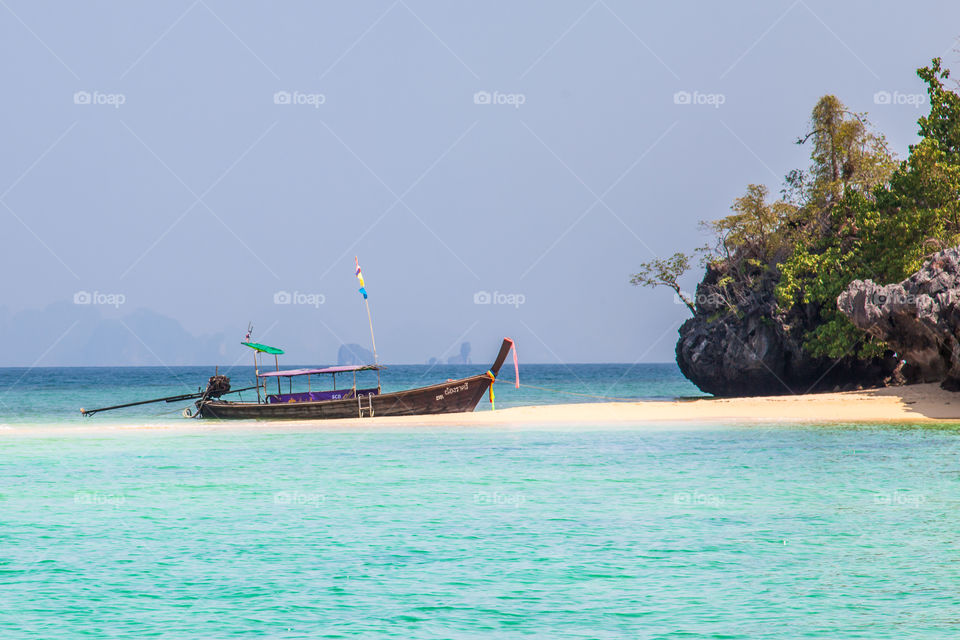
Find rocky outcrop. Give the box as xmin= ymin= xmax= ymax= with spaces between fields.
xmin=677 ymin=265 xmax=899 ymax=397
xmin=838 ymin=247 xmax=960 ymax=389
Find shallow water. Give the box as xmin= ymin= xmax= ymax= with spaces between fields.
xmin=0 ymin=363 xmax=701 ymax=426
xmin=2 ymin=367 xmax=958 ymax=637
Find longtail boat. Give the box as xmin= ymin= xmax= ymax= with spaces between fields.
xmin=81 ymin=338 xmax=518 ymax=421
xmin=80 ymin=259 xmax=518 ymax=420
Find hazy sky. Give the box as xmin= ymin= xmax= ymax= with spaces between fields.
xmin=2 ymin=1 xmax=958 ymax=366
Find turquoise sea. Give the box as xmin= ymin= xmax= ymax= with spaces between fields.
xmin=2 ymin=365 xmax=959 ymax=638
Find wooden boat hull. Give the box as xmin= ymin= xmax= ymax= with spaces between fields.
xmin=198 ymin=373 xmax=492 ymax=420
xmin=196 ymin=338 xmax=514 ymax=421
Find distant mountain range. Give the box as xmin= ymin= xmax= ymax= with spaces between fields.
xmin=0 ymin=304 xmax=478 ymax=367
xmin=0 ymin=303 xmax=231 ymax=366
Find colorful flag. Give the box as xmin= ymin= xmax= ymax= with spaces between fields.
xmin=355 ymin=257 xmax=367 ymax=299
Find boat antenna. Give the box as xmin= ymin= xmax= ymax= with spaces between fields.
xmin=244 ymin=323 xmax=262 ymax=403
xmin=355 ymin=256 xmax=380 ymax=371
xmin=365 ymin=301 xmax=379 ymax=366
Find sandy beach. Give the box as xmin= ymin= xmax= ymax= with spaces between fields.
xmin=445 ymin=382 xmax=960 ymax=425
xmin=295 ymin=382 xmax=958 ymax=426
xmin=10 ymin=382 xmax=960 ymax=436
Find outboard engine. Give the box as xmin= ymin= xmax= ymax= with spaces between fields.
xmin=204 ymin=375 xmax=231 ymax=398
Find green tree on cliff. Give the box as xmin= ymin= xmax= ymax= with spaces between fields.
xmin=703 ymin=184 xmax=795 ymax=263
xmin=634 ymin=60 xmax=960 ymax=365
xmin=777 ymin=59 xmax=960 ymax=358
xmin=630 ymin=253 xmax=695 ymax=313
xmin=787 ymin=95 xmax=895 ymax=212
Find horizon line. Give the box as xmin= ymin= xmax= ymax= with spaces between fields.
xmin=0 ymin=361 xmax=679 ymax=369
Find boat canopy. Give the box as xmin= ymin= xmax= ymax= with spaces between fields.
xmin=242 ymin=341 xmax=284 ymax=355
xmin=257 ymin=364 xmax=381 ymax=378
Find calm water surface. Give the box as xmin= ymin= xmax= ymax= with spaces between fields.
xmin=1 ymin=366 xmax=958 ymax=638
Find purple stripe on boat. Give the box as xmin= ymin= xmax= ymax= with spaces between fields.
xmin=266 ymin=388 xmax=380 ymax=404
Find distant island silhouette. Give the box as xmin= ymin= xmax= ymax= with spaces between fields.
xmin=338 ymin=343 xmax=374 ymax=366
xmin=426 ymin=342 xmax=471 ymax=366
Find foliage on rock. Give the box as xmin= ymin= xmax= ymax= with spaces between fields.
xmin=635 ymin=59 xmax=960 ymax=394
